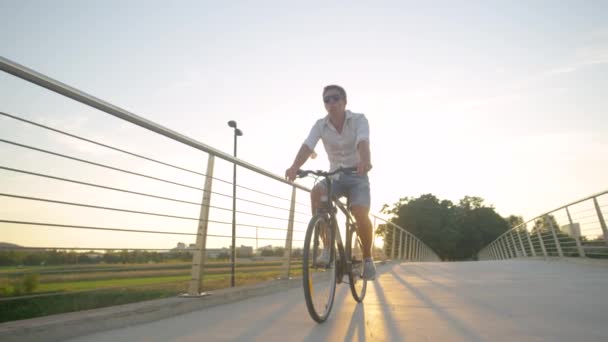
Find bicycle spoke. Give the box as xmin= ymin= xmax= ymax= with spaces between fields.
xmin=303 ymin=216 xmax=337 ymax=323
xmin=348 ymin=226 xmax=367 ymax=302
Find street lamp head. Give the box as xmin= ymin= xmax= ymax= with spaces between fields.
xmin=228 ymin=120 xmax=237 ymax=128
xmin=235 ymin=128 xmax=243 ymax=136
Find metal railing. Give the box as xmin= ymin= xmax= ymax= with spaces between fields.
xmin=372 ymin=216 xmax=440 ymax=262
xmin=0 ymin=56 xmax=437 ymax=307
xmin=478 ymin=190 xmax=608 ymax=260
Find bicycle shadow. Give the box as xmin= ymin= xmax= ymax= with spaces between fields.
xmin=233 ymin=290 xmax=304 ymax=341
xmin=402 ymin=265 xmax=513 ymax=320
xmin=389 ymin=266 xmax=484 ymax=341
xmin=371 ymin=276 xmax=407 ymax=341
xmin=343 ymin=302 xmax=365 ymax=342
xmin=301 ymin=285 xmax=350 ymax=341
xmin=301 ymin=264 xmax=398 ymax=341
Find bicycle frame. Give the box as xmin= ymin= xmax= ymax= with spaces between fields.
xmin=315 ymin=172 xmax=359 ymax=283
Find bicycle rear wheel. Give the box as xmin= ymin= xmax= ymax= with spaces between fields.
xmin=347 ymin=224 xmax=367 ymax=302
xmin=302 ymin=215 xmax=337 ymax=323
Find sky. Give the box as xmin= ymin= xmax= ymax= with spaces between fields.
xmin=1 ymin=1 xmax=607 ymax=250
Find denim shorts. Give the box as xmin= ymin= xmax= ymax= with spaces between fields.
xmin=318 ymin=173 xmax=371 ymax=208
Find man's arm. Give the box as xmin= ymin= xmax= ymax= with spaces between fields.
xmin=285 ymin=144 xmax=313 ymax=182
xmin=357 ymin=140 xmax=372 ymax=176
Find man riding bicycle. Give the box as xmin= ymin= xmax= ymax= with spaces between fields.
xmin=285 ymin=85 xmax=376 ymax=280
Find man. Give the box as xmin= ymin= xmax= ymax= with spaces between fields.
xmin=285 ymin=85 xmax=375 ymax=280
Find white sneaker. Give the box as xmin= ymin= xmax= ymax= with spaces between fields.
xmin=316 ymin=248 xmax=330 ymax=266
xmin=362 ymin=258 xmax=376 ymax=280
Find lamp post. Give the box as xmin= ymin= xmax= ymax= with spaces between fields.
xmin=227 ymin=120 xmax=242 ymax=287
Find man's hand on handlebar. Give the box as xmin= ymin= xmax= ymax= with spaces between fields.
xmin=285 ymin=166 xmax=298 ymax=182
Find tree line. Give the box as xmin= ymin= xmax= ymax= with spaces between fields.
xmin=0 ymin=250 xmax=192 ymax=267
xmin=378 ymin=194 xmax=513 ymax=260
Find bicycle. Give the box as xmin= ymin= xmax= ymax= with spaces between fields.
xmin=297 ymin=167 xmax=368 ymax=323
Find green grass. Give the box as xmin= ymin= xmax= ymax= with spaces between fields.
xmin=36 ymin=275 xmax=192 ymax=293
xmin=0 ymin=285 xmax=182 ymax=323
xmin=0 ymin=261 xmax=304 ymax=322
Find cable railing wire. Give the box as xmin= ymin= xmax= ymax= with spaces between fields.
xmin=0 ymin=161 xmax=308 ymax=217
xmin=1 ymin=111 xmax=299 ymax=204
xmin=0 ymin=219 xmax=198 ymax=236
xmin=0 ymin=111 xmax=208 ymax=178
xmin=0 ymin=166 xmax=306 ymax=223
xmin=0 ymin=139 xmax=204 ymax=191
xmin=0 ymin=247 xmax=173 ymax=251
xmin=0 ymin=193 xmax=298 ymax=232
xmin=0 ymin=165 xmax=202 ymax=206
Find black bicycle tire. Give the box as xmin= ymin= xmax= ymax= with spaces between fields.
xmin=347 ymin=225 xmax=367 ymax=302
xmin=302 ymin=215 xmax=337 ymax=323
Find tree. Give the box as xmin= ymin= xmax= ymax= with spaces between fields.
xmin=380 ymin=194 xmax=511 ymax=260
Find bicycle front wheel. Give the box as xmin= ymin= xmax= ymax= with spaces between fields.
xmin=302 ymin=215 xmax=337 ymax=323
xmin=347 ymin=224 xmax=367 ymax=302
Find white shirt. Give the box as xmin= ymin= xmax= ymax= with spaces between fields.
xmin=303 ymin=110 xmax=370 ymax=172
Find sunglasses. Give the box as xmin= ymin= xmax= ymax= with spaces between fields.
xmin=323 ymin=94 xmax=342 ymax=104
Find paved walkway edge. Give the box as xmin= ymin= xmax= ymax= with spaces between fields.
xmin=0 ymin=277 xmax=303 ymax=342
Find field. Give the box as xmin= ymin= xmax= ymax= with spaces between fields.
xmin=0 ymin=259 xmax=302 ymax=323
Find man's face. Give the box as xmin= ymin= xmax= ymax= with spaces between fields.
xmin=323 ymin=89 xmax=346 ymax=115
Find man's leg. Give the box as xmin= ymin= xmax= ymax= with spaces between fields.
xmin=351 ymin=206 xmax=373 ymax=258
xmin=310 ymin=183 xmax=326 ymax=216
xmin=352 ymin=206 xmax=376 ymax=280
xmin=310 ymin=184 xmax=330 ymax=264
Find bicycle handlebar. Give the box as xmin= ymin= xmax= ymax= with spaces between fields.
xmin=296 ymin=167 xmax=358 ymax=179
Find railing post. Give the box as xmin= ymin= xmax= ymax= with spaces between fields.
xmin=509 ymin=231 xmax=519 ymax=257
xmin=495 ymin=243 xmax=503 ymax=260
xmin=398 ymin=230 xmax=404 ymax=260
xmin=524 ymin=223 xmax=536 ymax=257
xmin=499 ymin=237 xmax=508 ymax=258
xmin=405 ymin=233 xmax=410 ymax=260
xmin=281 ymin=186 xmax=296 ymax=279
xmin=501 ymin=237 xmax=512 ymax=258
xmin=187 ymin=155 xmax=215 ymax=296
xmin=492 ymin=243 xmax=500 ymax=260
xmin=499 ymin=241 xmax=507 ymax=259
xmin=409 ymin=234 xmax=416 ymax=261
xmin=391 ymin=225 xmax=397 ymax=260
xmin=515 ymin=228 xmax=527 ymax=257
xmin=402 ymin=231 xmax=407 ymax=260
xmin=494 ymin=241 xmax=505 ymax=260
xmin=566 ymin=206 xmax=586 ymax=257
xmin=416 ymin=239 xmax=421 ymax=261
xmin=546 ymin=216 xmax=564 ymax=257
xmin=406 ymin=234 xmax=411 ymax=260
xmin=535 ymin=223 xmax=548 ymax=258
xmin=593 ymin=197 xmax=608 ymax=246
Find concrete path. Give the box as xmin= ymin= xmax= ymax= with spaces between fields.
xmin=68 ymin=260 xmax=608 ymax=341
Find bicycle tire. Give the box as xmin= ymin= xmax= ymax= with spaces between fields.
xmin=302 ymin=215 xmax=337 ymax=323
xmin=347 ymin=224 xmax=367 ymax=302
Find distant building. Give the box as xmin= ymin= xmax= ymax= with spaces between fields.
xmin=257 ymin=245 xmax=273 ymax=252
xmin=237 ymin=245 xmax=253 ymax=257
xmin=561 ymin=223 xmax=581 ymax=238
xmin=85 ymin=253 xmax=103 ymax=259
xmin=170 ymin=242 xmax=251 ymax=258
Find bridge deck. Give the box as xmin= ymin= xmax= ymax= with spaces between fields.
xmin=68 ymin=260 xmax=608 ymax=341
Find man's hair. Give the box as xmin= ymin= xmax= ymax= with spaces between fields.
xmin=322 ymin=85 xmax=347 ymax=102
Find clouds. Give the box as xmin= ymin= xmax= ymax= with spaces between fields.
xmin=548 ymin=28 xmax=608 ymax=75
